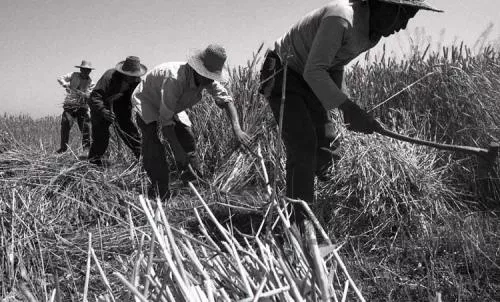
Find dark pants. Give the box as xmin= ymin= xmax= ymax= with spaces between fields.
xmin=260 ymin=51 xmax=340 ymax=218
xmin=136 ymin=115 xmax=199 ymax=198
xmin=59 ymin=108 xmax=91 ymax=151
xmin=88 ymin=105 xmax=141 ymax=165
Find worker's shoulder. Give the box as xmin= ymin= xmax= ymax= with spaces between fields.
xmin=101 ymin=68 xmax=117 ymax=78
xmin=322 ymin=0 xmax=353 ymax=24
xmin=149 ymin=62 xmax=186 ymax=78
xmin=93 ymin=69 xmax=117 ymax=87
xmin=60 ymin=71 xmax=78 ymax=79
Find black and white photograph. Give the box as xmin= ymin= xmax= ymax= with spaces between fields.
xmin=1 ymin=0 xmax=499 ymax=301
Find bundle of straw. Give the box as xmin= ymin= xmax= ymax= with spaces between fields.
xmin=107 ymin=186 xmax=366 ymax=302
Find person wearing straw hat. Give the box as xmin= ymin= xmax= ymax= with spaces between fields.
xmin=56 ymin=60 xmax=95 ymax=154
xmin=259 ymin=0 xmax=442 ymax=223
xmin=88 ymin=56 xmax=147 ymax=166
xmin=132 ymin=44 xmax=251 ymax=199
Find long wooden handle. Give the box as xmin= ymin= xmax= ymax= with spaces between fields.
xmin=376 ymin=127 xmax=490 ymax=157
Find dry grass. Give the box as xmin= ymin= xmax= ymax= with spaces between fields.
xmin=1 ymin=41 xmax=500 ymax=301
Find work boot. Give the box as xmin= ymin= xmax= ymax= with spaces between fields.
xmin=147 ymin=185 xmax=171 ymax=201
xmin=56 ymin=147 xmax=67 ymax=154
xmin=89 ymin=158 xmax=113 ymax=168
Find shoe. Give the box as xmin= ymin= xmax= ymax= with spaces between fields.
xmin=89 ymin=158 xmax=113 ymax=167
xmin=147 ymin=185 xmax=171 ymax=201
xmin=56 ymin=148 xmax=67 ymax=154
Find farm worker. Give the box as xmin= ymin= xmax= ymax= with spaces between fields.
xmin=88 ymin=56 xmax=147 ymax=166
xmin=259 ymin=0 xmax=442 ymax=223
xmin=132 ymin=44 xmax=251 ymax=199
xmin=56 ymin=60 xmax=95 ymax=154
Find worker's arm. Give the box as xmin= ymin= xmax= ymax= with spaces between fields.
xmin=89 ymin=70 xmax=115 ymax=122
xmin=303 ymin=16 xmax=349 ymax=110
xmin=208 ymin=81 xmax=251 ymax=146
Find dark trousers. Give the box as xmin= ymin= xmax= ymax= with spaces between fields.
xmin=59 ymin=108 xmax=91 ymax=150
xmin=260 ymin=51 xmax=340 ymax=210
xmin=88 ymin=106 xmax=141 ymax=164
xmin=136 ymin=115 xmax=199 ymax=197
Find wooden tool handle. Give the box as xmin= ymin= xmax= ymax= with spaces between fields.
xmin=376 ymin=127 xmax=489 ymax=156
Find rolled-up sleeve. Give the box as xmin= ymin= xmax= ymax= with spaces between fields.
xmin=57 ymin=73 xmax=73 ymax=87
xmin=303 ymin=16 xmax=349 ymax=110
xmin=206 ymin=81 xmax=233 ymax=108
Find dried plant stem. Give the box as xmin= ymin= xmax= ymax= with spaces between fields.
xmin=251 ymin=274 xmax=268 ymax=302
xmin=113 ymin=272 xmax=149 ymax=302
xmin=138 ymin=195 xmax=191 ymax=300
xmin=341 ymin=280 xmax=349 ymax=302
xmin=368 ymin=71 xmax=437 ymax=112
xmin=305 ymin=220 xmax=330 ymax=301
xmin=90 ymin=247 xmax=116 ymax=302
xmin=158 ymin=200 xmax=189 ymax=283
xmin=83 ymin=232 xmax=92 ymax=302
xmin=277 ymin=258 xmax=304 ymax=302
xmin=332 ymin=250 xmax=365 ymax=302
xmin=143 ymin=210 xmax=161 ymax=297
xmin=19 ymin=282 xmax=38 ymax=302
xmin=239 ymin=286 xmax=291 ymax=302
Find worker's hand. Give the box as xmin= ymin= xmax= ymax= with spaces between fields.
xmin=101 ymin=109 xmax=115 ymax=123
xmin=234 ymin=128 xmax=252 ymax=147
xmin=73 ymin=89 xmax=85 ymax=97
xmin=338 ymin=99 xmax=380 ymax=134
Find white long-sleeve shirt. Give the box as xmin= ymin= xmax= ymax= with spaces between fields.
xmin=57 ymin=72 xmax=94 ymax=109
xmin=132 ymin=62 xmax=232 ymax=126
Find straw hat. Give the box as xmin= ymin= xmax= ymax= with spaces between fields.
xmin=75 ymin=60 xmax=94 ymax=70
xmin=115 ymin=56 xmax=147 ymax=77
xmin=187 ymin=44 xmax=228 ymax=82
xmin=376 ymin=0 xmax=443 ymax=12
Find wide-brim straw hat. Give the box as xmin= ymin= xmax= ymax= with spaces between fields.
xmin=115 ymin=56 xmax=147 ymax=77
xmin=377 ymin=0 xmax=443 ymax=12
xmin=75 ymin=60 xmax=94 ymax=70
xmin=187 ymin=44 xmax=229 ymax=82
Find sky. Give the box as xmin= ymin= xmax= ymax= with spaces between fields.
xmin=0 ymin=0 xmax=499 ymax=118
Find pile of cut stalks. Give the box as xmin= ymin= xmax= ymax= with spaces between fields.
xmin=81 ymin=186 xmax=365 ymax=302
xmin=1 ymin=146 xmax=366 ymax=302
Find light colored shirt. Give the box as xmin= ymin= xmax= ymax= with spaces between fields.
xmin=132 ymin=62 xmax=232 ymax=126
xmin=57 ymin=72 xmax=94 ymax=109
xmin=274 ymin=0 xmax=377 ymax=110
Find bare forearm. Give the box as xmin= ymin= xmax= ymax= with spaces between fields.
xmin=223 ymin=102 xmax=242 ymax=132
